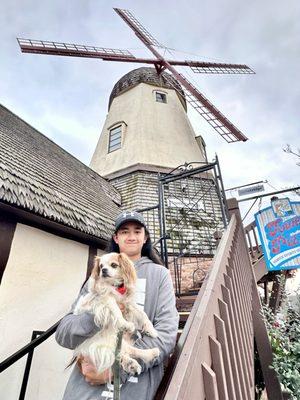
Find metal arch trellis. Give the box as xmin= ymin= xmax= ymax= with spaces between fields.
xmin=158 ymin=159 xmax=228 ymax=296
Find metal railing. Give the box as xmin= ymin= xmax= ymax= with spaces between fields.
xmin=0 ymin=321 xmax=60 ymax=400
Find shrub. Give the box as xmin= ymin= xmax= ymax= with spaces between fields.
xmin=262 ymin=288 xmax=300 ymax=399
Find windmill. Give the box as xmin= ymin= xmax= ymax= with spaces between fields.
xmin=17 ymin=7 xmax=254 ymax=143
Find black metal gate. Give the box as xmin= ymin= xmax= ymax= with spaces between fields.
xmin=137 ymin=158 xmax=228 ymax=296
xmin=158 ymin=158 xmax=228 ymax=296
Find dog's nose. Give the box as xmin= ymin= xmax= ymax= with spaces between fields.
xmin=101 ymin=268 xmax=109 ymax=277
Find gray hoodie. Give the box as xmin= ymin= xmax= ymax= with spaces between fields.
xmin=55 ymin=257 xmax=179 ymax=400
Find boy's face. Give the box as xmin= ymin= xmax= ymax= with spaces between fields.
xmin=113 ymin=222 xmax=147 ymax=261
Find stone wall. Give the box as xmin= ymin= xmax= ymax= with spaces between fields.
xmin=168 ymin=256 xmax=213 ymax=294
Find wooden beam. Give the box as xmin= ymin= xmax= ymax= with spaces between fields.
xmin=269 ymin=273 xmax=286 ymax=313
xmin=86 ymin=247 xmax=98 ymax=280
xmin=0 ymin=202 xmax=108 ymax=249
xmin=0 ymin=212 xmax=16 ymax=284
xmin=253 ymin=257 xmax=268 ymax=282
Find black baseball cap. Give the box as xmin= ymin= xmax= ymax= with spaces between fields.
xmin=114 ymin=211 xmax=146 ymax=231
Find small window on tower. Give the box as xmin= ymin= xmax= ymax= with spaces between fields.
xmin=108 ymin=125 xmax=122 ymax=153
xmin=155 ymin=91 xmax=167 ymax=103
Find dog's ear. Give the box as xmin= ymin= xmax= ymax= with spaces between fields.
xmin=89 ymin=256 xmax=101 ymax=291
xmin=118 ymin=253 xmax=137 ymax=286
xmin=91 ymin=256 xmax=101 ymax=280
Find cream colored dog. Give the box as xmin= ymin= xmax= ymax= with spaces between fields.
xmin=73 ymin=252 xmax=160 ymax=375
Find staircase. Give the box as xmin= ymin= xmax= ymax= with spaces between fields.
xmin=155 ymin=199 xmax=284 ymax=400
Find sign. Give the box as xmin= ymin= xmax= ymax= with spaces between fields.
xmin=271 ymin=197 xmax=294 ymax=218
xmin=254 ymin=198 xmax=300 ymax=271
xmin=238 ymin=184 xmax=265 ymax=197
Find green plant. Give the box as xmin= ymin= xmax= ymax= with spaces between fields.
xmin=262 ymin=289 xmax=300 ymax=399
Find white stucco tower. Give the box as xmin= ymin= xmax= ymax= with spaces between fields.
xmin=90 ymin=67 xmax=206 ymax=177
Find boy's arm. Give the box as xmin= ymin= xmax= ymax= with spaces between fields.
xmin=132 ymin=269 xmax=179 ymax=374
xmin=55 ymin=283 xmax=99 ymax=350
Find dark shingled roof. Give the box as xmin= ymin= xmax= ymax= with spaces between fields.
xmin=108 ymin=67 xmax=186 ymax=110
xmin=0 ymin=104 xmax=121 ymax=240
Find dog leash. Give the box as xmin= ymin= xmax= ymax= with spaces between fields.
xmin=113 ymin=329 xmax=123 ymax=400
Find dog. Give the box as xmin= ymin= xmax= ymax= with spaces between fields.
xmin=73 ymin=252 xmax=160 ymax=376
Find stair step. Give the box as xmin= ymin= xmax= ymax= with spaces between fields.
xmin=176 ymin=294 xmax=198 ymax=312
xmin=179 ymin=311 xmax=190 ymax=322
xmin=188 ymin=286 xmax=201 ymax=292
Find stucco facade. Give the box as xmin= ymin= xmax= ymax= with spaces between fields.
xmin=90 ymin=82 xmax=205 ymax=177
xmin=0 ymin=222 xmax=104 ymax=400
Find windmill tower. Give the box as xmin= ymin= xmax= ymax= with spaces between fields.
xmin=90 ymin=67 xmax=206 ymax=177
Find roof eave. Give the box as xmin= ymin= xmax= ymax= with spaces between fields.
xmin=0 ymin=201 xmax=108 ymax=249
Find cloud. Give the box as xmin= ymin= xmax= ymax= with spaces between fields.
xmin=0 ymin=0 xmax=299 ymax=217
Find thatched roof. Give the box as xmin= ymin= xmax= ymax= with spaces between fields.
xmin=108 ymin=67 xmax=186 ymax=110
xmin=0 ymin=104 xmax=121 ymax=240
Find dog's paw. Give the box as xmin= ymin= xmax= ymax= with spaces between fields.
xmin=122 ymin=321 xmax=135 ymax=333
xmin=152 ymin=347 xmax=160 ymax=359
xmin=142 ymin=323 xmax=158 ymax=338
xmin=123 ymin=358 xmax=142 ymax=376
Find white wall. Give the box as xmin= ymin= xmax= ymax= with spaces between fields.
xmin=90 ymin=83 xmax=205 ymax=176
xmin=0 ymin=223 xmax=101 ymax=400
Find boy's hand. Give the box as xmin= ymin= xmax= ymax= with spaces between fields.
xmin=119 ymin=303 xmax=125 ymax=313
xmin=78 ymin=357 xmax=112 ymax=385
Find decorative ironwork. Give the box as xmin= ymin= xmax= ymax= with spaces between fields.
xmin=158 ymin=159 xmax=228 ymax=296
xmin=136 ymin=204 xmax=162 ymax=255
xmin=165 ymin=161 xmax=208 ymax=177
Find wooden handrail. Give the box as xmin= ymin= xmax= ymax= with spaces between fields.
xmin=244 ymin=220 xmax=263 ymax=263
xmin=163 ymin=198 xmax=283 ymax=400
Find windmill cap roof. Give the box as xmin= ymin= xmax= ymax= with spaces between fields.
xmin=108 ymin=67 xmax=186 ymax=110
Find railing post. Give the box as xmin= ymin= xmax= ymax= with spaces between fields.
xmin=19 ymin=330 xmax=43 ymax=400
xmin=269 ymin=272 xmax=287 ymax=313
xmin=252 ymin=286 xmax=284 ymax=399
xmin=226 ymin=198 xmax=242 ymax=222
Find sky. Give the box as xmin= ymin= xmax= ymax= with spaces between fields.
xmin=1 ymin=0 xmax=299 ymax=223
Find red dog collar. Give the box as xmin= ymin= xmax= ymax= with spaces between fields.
xmin=115 ymin=284 xmax=127 ymax=295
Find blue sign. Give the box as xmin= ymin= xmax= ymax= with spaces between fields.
xmin=254 ymin=199 xmax=300 ymax=271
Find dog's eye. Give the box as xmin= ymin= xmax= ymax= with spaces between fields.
xmin=111 ymin=262 xmax=118 ymax=269
xmin=100 ymin=263 xmax=103 ymax=269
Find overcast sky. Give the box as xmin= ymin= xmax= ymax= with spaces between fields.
xmin=1 ymin=0 xmax=299 ymax=222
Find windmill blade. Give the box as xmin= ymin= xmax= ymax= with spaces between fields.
xmin=112 ymin=8 xmax=249 ymax=142
xmin=114 ymin=8 xmax=161 ymax=47
xmin=187 ymin=61 xmax=255 ymax=74
xmin=17 ymin=37 xmax=255 ymax=76
xmin=163 ymin=71 xmax=248 ymax=143
xmin=17 ymin=38 xmax=136 ymax=60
